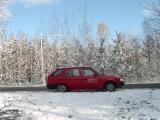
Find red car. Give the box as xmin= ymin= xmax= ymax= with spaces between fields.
xmin=47 ymin=67 xmax=124 ymax=92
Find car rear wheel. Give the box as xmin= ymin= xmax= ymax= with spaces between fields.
xmin=57 ymin=84 xmax=68 ymax=92
xmin=104 ymin=83 xmax=116 ymax=92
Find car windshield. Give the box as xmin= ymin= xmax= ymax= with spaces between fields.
xmin=91 ymin=68 xmax=103 ymax=75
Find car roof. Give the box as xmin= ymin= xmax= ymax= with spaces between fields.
xmin=57 ymin=66 xmax=91 ymax=69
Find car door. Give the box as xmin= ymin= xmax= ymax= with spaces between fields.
xmin=81 ymin=68 xmax=98 ymax=90
xmin=64 ymin=68 xmax=85 ymax=90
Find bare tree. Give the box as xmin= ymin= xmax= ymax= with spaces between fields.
xmin=97 ymin=22 xmax=108 ymax=53
xmin=97 ymin=22 xmax=109 ymax=73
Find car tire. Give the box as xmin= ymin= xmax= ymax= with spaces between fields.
xmin=104 ymin=83 xmax=116 ymax=92
xmin=57 ymin=84 xmax=68 ymax=92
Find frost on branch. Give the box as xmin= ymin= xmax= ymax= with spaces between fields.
xmin=0 ymin=0 xmax=11 ymax=30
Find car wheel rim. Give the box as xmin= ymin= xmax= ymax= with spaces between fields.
xmin=107 ymin=84 xmax=114 ymax=91
xmin=58 ymin=85 xmax=66 ymax=92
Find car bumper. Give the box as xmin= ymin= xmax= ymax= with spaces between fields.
xmin=117 ymin=81 xmax=125 ymax=88
xmin=46 ymin=84 xmax=58 ymax=89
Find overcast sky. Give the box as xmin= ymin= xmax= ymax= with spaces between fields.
xmin=8 ymin=0 xmax=149 ymax=38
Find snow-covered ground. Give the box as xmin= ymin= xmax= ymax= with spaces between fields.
xmin=0 ymin=89 xmax=160 ymax=120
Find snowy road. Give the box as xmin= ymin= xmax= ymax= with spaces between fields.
xmin=1 ymin=83 xmax=160 ymax=92
xmin=0 ymin=89 xmax=160 ymax=120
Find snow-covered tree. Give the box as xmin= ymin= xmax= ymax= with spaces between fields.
xmin=108 ymin=31 xmax=128 ymax=77
xmin=127 ymin=36 xmax=142 ymax=82
xmin=142 ymin=34 xmax=159 ymax=82
xmin=58 ymin=39 xmax=73 ymax=67
xmin=142 ymin=0 xmax=160 ymax=82
xmin=143 ymin=0 xmax=160 ymax=40
xmin=0 ymin=0 xmax=10 ymax=30
xmin=72 ymin=38 xmax=85 ymax=66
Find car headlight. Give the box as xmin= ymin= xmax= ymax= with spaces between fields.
xmin=120 ymin=79 xmax=124 ymax=82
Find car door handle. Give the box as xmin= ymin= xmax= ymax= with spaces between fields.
xmin=84 ymin=79 xmax=87 ymax=80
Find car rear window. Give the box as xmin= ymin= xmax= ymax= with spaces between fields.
xmin=52 ymin=69 xmax=64 ymax=77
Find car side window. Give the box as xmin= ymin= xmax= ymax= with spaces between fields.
xmin=53 ymin=69 xmax=64 ymax=77
xmin=65 ymin=69 xmax=80 ymax=77
xmin=82 ymin=68 xmax=94 ymax=76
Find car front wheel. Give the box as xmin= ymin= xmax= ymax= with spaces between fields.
xmin=104 ymin=83 xmax=116 ymax=92
xmin=57 ymin=84 xmax=68 ymax=92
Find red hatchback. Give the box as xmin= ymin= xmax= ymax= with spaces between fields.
xmin=47 ymin=67 xmax=124 ymax=92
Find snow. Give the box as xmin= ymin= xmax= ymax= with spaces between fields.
xmin=0 ymin=89 xmax=160 ymax=120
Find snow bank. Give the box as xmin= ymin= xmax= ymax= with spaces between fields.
xmin=0 ymin=89 xmax=160 ymax=120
